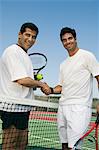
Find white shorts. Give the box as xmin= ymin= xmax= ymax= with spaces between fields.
xmin=57 ymin=104 xmax=92 ymax=148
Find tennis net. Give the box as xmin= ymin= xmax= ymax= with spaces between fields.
xmin=0 ymin=95 xmax=98 ymax=150
xmin=0 ymin=95 xmax=60 ymax=150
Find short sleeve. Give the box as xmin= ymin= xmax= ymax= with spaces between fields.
xmin=86 ymin=53 xmax=99 ymax=77
xmin=3 ymin=51 xmax=28 ymax=81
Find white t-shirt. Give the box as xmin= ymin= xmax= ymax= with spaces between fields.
xmin=0 ymin=44 xmax=34 ymax=112
xmin=59 ymin=49 xmax=99 ymax=107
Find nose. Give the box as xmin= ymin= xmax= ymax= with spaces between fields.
xmin=28 ymin=36 xmax=33 ymax=42
xmin=66 ymin=39 xmax=70 ymax=44
xmin=28 ymin=36 xmax=35 ymax=45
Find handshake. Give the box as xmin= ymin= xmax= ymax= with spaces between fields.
xmin=40 ymin=82 xmax=53 ymax=95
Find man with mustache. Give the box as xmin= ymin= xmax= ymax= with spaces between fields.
xmin=0 ymin=22 xmax=49 ymax=150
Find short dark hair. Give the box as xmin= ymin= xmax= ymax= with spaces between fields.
xmin=20 ymin=22 xmax=39 ymax=35
xmin=60 ymin=27 xmax=76 ymax=41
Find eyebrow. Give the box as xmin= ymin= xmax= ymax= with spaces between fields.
xmin=62 ymin=36 xmax=73 ymax=41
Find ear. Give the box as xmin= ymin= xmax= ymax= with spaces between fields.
xmin=18 ymin=32 xmax=22 ymax=39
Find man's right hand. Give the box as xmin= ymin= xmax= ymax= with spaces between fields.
xmin=41 ymin=83 xmax=51 ymax=95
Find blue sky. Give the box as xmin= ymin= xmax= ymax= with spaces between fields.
xmin=0 ymin=0 xmax=99 ymax=97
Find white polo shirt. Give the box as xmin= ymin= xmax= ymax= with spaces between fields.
xmin=0 ymin=44 xmax=34 ymax=112
xmin=59 ymin=49 xmax=99 ymax=107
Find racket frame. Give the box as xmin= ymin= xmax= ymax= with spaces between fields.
xmin=74 ymin=114 xmax=99 ymax=150
xmin=29 ymin=52 xmax=47 ymax=74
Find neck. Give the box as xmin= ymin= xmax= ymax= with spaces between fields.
xmin=16 ymin=43 xmax=27 ymax=53
xmin=68 ymin=47 xmax=79 ymax=57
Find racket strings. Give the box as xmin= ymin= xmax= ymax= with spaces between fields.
xmin=74 ymin=124 xmax=99 ymax=149
xmin=87 ymin=135 xmax=96 ymax=142
xmin=30 ymin=55 xmax=47 ymax=70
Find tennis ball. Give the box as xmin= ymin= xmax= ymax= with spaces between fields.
xmin=36 ymin=74 xmax=43 ymax=80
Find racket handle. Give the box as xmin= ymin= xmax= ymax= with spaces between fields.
xmin=33 ymin=74 xmax=43 ymax=90
xmin=34 ymin=74 xmax=37 ymax=80
xmin=33 ymin=87 xmax=37 ymax=90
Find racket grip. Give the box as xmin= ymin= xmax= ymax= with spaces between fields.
xmin=50 ymin=87 xmax=54 ymax=94
xmin=34 ymin=74 xmax=37 ymax=80
xmin=33 ymin=87 xmax=37 ymax=90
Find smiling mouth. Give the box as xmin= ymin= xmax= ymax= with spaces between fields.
xmin=25 ymin=43 xmax=32 ymax=47
xmin=66 ymin=44 xmax=71 ymax=48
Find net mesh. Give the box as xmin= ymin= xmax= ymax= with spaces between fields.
xmin=0 ymin=95 xmax=98 ymax=150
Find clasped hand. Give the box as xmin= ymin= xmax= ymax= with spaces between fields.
xmin=41 ymin=83 xmax=51 ymax=95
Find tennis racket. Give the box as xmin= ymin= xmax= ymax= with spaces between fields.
xmin=29 ymin=52 xmax=47 ymax=90
xmin=73 ymin=113 xmax=99 ymax=150
xmin=29 ymin=52 xmax=47 ymax=80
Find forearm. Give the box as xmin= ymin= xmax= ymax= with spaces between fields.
xmin=50 ymin=85 xmax=62 ymax=94
xmin=16 ymin=77 xmax=44 ymax=88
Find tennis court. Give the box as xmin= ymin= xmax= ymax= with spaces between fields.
xmin=27 ymin=112 xmax=98 ymax=150
xmin=0 ymin=96 xmax=99 ymax=150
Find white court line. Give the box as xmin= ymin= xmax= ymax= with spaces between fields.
xmin=29 ymin=135 xmax=95 ymax=150
xmin=0 ymin=132 xmax=96 ymax=150
xmin=29 ymin=135 xmax=60 ymax=143
xmin=82 ymin=147 xmax=95 ymax=150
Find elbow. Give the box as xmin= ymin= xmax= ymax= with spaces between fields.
xmin=16 ymin=79 xmax=24 ymax=85
xmin=15 ymin=79 xmax=24 ymax=85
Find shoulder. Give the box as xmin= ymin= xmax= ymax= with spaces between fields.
xmin=2 ymin=44 xmax=24 ymax=64
xmin=2 ymin=44 xmax=26 ymax=58
xmin=79 ymin=49 xmax=96 ymax=59
xmin=3 ymin=44 xmax=19 ymax=56
xmin=60 ymin=58 xmax=68 ymax=70
xmin=5 ymin=44 xmax=18 ymax=51
xmin=79 ymin=49 xmax=99 ymax=69
xmin=60 ymin=59 xmax=67 ymax=66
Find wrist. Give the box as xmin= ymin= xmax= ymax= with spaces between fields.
xmin=36 ymin=81 xmax=43 ymax=88
xmin=50 ymin=87 xmax=54 ymax=94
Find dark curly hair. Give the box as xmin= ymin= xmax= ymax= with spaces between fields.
xmin=20 ymin=22 xmax=39 ymax=36
xmin=60 ymin=27 xmax=76 ymax=41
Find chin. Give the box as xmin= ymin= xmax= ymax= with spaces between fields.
xmin=68 ymin=47 xmax=75 ymax=51
xmin=25 ymin=46 xmax=30 ymax=50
